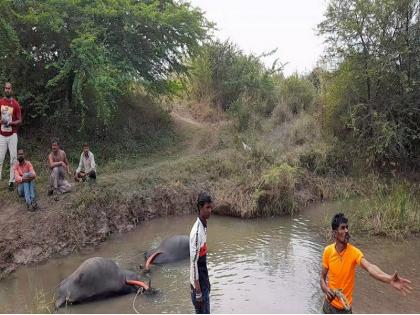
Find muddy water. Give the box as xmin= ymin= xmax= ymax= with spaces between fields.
xmin=0 ymin=201 xmax=419 ymax=313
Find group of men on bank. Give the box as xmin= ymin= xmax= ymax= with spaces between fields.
xmin=1 ymin=82 xmax=96 ymax=210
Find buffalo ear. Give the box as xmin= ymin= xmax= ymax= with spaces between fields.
xmin=76 ymin=272 xmax=84 ymax=284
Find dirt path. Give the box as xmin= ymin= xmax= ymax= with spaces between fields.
xmin=99 ymin=109 xmax=220 ymax=184
xmin=0 ymin=199 xmax=20 ymax=223
xmin=0 ymin=108 xmax=220 ymax=278
xmin=171 ymin=111 xmax=204 ymax=129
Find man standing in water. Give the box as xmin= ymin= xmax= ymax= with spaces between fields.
xmin=320 ymin=213 xmax=412 ymax=313
xmin=190 ymin=192 xmax=213 ymax=314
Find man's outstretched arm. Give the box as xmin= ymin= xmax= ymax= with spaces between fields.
xmin=360 ymin=258 xmax=412 ymax=295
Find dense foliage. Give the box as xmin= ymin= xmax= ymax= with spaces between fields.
xmin=318 ymin=0 xmax=420 ymax=167
xmin=186 ymin=40 xmax=283 ymax=112
xmin=1 ymin=0 xmax=418 ymax=171
xmin=185 ymin=40 xmax=318 ymax=131
xmin=0 ymin=0 xmax=210 ymax=130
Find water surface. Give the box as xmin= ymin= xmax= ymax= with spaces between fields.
xmin=0 ymin=201 xmax=419 ymax=313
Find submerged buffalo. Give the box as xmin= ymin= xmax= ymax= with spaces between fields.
xmin=55 ymin=257 xmax=153 ymax=308
xmin=144 ymin=235 xmax=189 ymax=270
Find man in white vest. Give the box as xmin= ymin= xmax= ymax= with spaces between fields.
xmin=190 ymin=192 xmax=213 ymax=314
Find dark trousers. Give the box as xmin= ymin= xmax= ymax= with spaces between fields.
xmin=322 ymin=300 xmax=352 ymax=314
xmin=191 ymin=286 xmax=210 ymax=314
xmin=78 ymin=170 xmax=96 ymax=181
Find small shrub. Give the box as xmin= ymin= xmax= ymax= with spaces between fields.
xmin=186 ymin=40 xmax=283 ymax=131
xmin=348 ymin=184 xmax=420 ymax=238
xmin=280 ymin=74 xmax=316 ymax=114
xmin=299 ymin=144 xmax=352 ymax=176
xmin=254 ymin=163 xmax=300 ymax=215
xmin=299 ymin=150 xmax=324 ymax=173
xmin=290 ymin=114 xmax=320 ymax=146
xmin=271 ymin=102 xmax=292 ymax=125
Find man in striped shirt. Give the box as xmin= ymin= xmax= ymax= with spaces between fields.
xmin=190 ymin=192 xmax=213 ymax=314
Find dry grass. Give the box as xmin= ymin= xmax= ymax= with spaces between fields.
xmin=348 ymin=183 xmax=420 ymax=239
xmin=188 ymin=101 xmax=227 ymax=123
xmin=27 ymin=289 xmax=55 ymax=314
xmin=270 ymin=102 xmax=292 ymax=125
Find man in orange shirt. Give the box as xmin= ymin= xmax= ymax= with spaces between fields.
xmin=13 ymin=148 xmax=37 ymax=211
xmin=320 ymin=213 xmax=412 ymax=313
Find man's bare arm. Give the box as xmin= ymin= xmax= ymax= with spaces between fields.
xmin=360 ymin=258 xmax=412 ymax=296
xmin=320 ymin=266 xmax=335 ymax=301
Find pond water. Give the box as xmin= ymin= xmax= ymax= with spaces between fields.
xmin=0 ymin=200 xmax=419 ymax=313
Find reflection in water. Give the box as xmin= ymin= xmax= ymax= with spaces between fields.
xmin=0 ymin=201 xmax=419 ymax=313
xmin=208 ymin=216 xmax=324 ymax=313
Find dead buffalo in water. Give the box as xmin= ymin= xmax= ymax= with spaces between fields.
xmin=144 ymin=235 xmax=190 ymax=270
xmin=55 ymin=257 xmax=153 ymax=308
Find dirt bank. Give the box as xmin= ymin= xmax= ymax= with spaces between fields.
xmin=0 ymin=182 xmax=203 ymax=278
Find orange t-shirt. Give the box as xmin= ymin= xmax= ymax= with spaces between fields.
xmin=13 ymin=160 xmax=36 ymax=184
xmin=322 ymin=243 xmax=364 ymax=309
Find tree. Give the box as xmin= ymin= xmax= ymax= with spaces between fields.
xmin=0 ymin=0 xmax=211 ymax=129
xmin=318 ymin=0 xmax=420 ymax=167
xmin=186 ymin=40 xmax=283 ymax=112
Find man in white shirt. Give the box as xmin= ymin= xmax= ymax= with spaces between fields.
xmin=74 ymin=143 xmax=96 ymax=182
xmin=190 ymin=192 xmax=213 ymax=314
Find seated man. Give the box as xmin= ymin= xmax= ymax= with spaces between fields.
xmin=13 ymin=148 xmax=37 ymax=210
xmin=48 ymin=140 xmax=72 ymax=195
xmin=74 ymin=143 xmax=96 ymax=182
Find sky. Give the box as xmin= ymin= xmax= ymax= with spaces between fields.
xmin=188 ymin=0 xmax=328 ymax=76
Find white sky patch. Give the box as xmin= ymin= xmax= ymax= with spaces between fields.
xmin=188 ymin=0 xmax=328 ymax=76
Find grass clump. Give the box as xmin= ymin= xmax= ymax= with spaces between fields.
xmin=27 ymin=289 xmax=55 ymax=314
xmin=348 ymin=183 xmax=420 ymax=239
xmin=253 ymin=163 xmax=301 ymax=216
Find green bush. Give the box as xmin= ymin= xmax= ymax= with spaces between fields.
xmin=19 ymin=90 xmax=176 ymax=167
xmin=254 ymin=163 xmax=301 ymax=215
xmin=318 ymin=0 xmax=420 ymax=168
xmin=270 ymin=102 xmax=292 ymax=125
xmin=186 ymin=40 xmax=281 ymax=119
xmin=298 ymin=145 xmax=352 ymax=176
xmin=348 ymin=184 xmax=420 ymax=238
xmin=280 ymin=74 xmax=316 ymax=114
xmin=1 ymin=0 xmax=210 ymax=128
